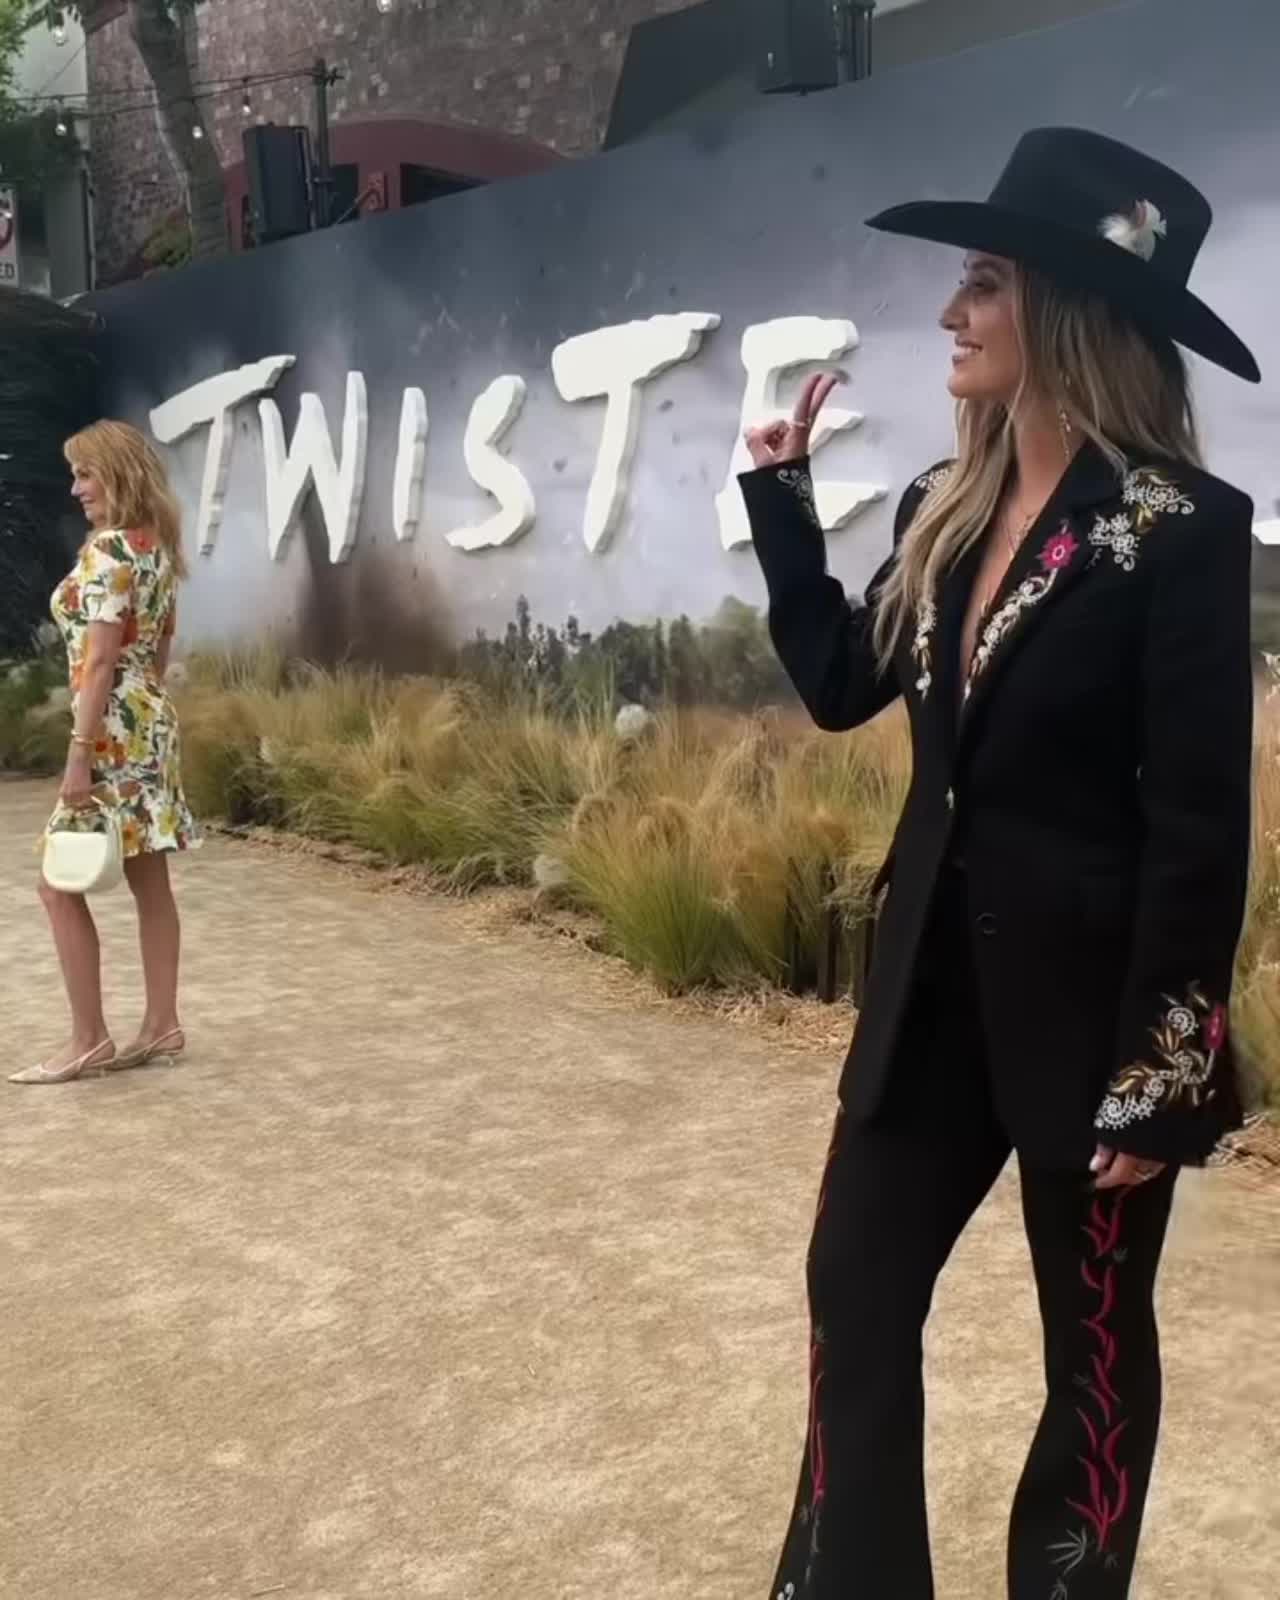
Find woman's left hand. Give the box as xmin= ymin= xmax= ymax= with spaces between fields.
xmin=59 ymin=747 xmax=96 ymax=810
xmin=1091 ymin=1143 xmax=1167 ymax=1190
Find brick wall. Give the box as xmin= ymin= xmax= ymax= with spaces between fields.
xmin=86 ymin=0 xmax=696 ymax=282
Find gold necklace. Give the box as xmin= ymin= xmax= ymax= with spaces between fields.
xmin=1004 ymin=501 xmax=1037 ymax=556
xmin=976 ymin=502 xmax=1037 ymax=619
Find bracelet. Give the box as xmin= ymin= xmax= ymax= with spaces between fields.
xmin=70 ymin=734 xmax=93 ymax=750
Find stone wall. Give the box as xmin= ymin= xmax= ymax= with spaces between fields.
xmin=85 ymin=0 xmax=696 ymax=282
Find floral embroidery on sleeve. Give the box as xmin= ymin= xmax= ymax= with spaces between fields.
xmin=1094 ymin=984 xmax=1226 ymax=1132
xmin=900 ymin=465 xmax=955 ymax=701
xmin=1089 ymin=469 xmax=1195 ymax=571
xmin=914 ymin=464 xmax=954 ymax=496
xmin=911 ymin=594 xmax=937 ymax=697
xmin=777 ymin=467 xmax=821 ymax=528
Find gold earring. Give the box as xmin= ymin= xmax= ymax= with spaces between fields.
xmin=1057 ymin=403 xmax=1074 ymax=463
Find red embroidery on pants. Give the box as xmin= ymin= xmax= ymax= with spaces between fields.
xmin=804 ymin=1109 xmax=843 ymax=1578
xmin=808 ymin=1351 xmax=827 ymax=1552
xmin=1051 ymin=1190 xmax=1133 ymax=1593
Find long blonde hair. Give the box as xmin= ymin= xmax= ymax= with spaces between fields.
xmin=872 ymin=267 xmax=1201 ymax=666
xmin=64 ymin=419 xmax=188 ymax=580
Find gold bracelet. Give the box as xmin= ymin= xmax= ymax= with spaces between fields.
xmin=70 ymin=734 xmax=93 ymax=750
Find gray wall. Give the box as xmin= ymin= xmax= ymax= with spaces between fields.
xmin=87 ymin=0 xmax=1280 ymax=660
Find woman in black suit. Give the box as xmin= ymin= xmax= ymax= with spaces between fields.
xmin=739 ymin=129 xmax=1259 ymax=1600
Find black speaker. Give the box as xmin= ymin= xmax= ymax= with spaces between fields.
xmin=757 ymin=0 xmax=839 ymax=93
xmin=242 ymin=125 xmax=312 ymax=244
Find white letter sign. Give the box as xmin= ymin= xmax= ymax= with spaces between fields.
xmin=393 ymin=386 xmax=429 ymax=542
xmin=716 ymin=317 xmax=887 ymax=550
xmin=552 ymin=313 xmax=721 ymax=551
xmin=445 ymin=376 xmax=536 ymax=552
xmin=259 ymin=371 xmax=369 ymax=563
xmin=149 ymin=355 xmax=295 ymax=553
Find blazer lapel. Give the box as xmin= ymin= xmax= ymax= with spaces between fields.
xmin=957 ymin=442 xmax=1119 ymax=752
xmin=930 ymin=539 xmax=983 ymax=762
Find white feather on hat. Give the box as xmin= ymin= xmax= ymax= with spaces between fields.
xmin=1099 ymin=200 xmax=1169 ymax=261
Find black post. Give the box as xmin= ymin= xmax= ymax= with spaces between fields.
xmin=312 ymin=56 xmax=332 ymax=228
xmin=852 ymin=0 xmax=875 ymax=80
xmin=833 ymin=0 xmax=854 ymax=83
xmin=834 ymin=2 xmax=875 ymax=84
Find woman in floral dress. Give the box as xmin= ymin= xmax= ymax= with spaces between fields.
xmin=12 ymin=420 xmax=200 ymax=1085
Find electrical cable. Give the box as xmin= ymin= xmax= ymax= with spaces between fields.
xmin=10 ymin=63 xmax=342 ymax=127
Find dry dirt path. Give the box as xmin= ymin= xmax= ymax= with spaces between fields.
xmin=1 ymin=779 xmax=1276 ymax=1600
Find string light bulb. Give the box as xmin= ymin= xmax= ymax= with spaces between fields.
xmin=376 ymin=0 xmax=395 ymax=12
xmin=192 ymin=123 xmax=204 ymax=140
xmin=241 ymin=79 xmax=252 ymax=116
xmin=53 ymin=21 xmax=68 ymax=46
xmin=54 ymin=108 xmax=68 ymax=137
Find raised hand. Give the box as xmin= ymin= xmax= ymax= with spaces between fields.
xmin=744 ymin=371 xmax=843 ymax=469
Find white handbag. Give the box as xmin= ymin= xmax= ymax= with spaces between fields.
xmin=42 ymin=796 xmax=125 ymax=895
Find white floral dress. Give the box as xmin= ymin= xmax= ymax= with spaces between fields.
xmin=50 ymin=528 xmax=201 ymax=858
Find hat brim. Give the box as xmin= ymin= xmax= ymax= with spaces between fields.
xmin=866 ymin=200 xmax=1260 ymax=384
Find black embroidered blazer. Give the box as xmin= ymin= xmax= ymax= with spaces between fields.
xmin=739 ymin=443 xmax=1253 ymax=1167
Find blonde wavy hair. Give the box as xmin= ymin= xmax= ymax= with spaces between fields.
xmin=64 ymin=419 xmax=188 ymax=581
xmin=872 ymin=266 xmax=1201 ymax=666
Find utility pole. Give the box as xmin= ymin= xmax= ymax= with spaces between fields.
xmin=311 ymin=57 xmax=340 ymax=229
xmin=834 ymin=1 xmax=877 ymax=84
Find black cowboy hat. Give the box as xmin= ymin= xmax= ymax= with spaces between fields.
xmin=865 ymin=126 xmax=1260 ymax=383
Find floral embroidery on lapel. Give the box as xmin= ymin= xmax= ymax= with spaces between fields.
xmin=1094 ymin=983 xmax=1225 ymax=1132
xmin=1089 ymin=512 xmax=1140 ymax=571
xmin=1041 ymin=526 xmax=1079 ymax=570
xmin=1124 ymin=467 xmax=1195 ymax=528
xmin=1088 ymin=467 xmax=1196 ymax=571
xmin=963 ymin=522 xmax=1079 ymax=701
xmin=911 ymin=592 xmax=937 ymax=697
xmin=777 ymin=466 xmax=821 ymax=528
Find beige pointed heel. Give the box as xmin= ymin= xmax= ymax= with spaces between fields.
xmin=9 ymin=1039 xmax=116 ymax=1085
xmin=109 ymin=1027 xmax=185 ymax=1072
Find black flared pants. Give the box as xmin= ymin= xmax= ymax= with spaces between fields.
xmin=769 ymin=867 xmax=1178 ymax=1600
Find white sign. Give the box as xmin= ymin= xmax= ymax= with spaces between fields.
xmin=149 ymin=315 xmax=892 ymax=564
xmin=0 ymin=188 xmax=18 ymax=287
xmin=147 ymin=317 xmax=1280 ymax=566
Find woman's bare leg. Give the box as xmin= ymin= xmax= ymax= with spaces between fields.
xmin=123 ymin=851 xmax=183 ymax=1047
xmin=36 ymin=878 xmax=111 ymax=1069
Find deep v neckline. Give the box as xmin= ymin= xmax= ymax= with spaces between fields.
xmin=910 ymin=442 xmax=1131 ymax=768
xmin=960 ymin=522 xmax=1019 ymax=692
xmin=958 ymin=460 xmax=1074 ymax=691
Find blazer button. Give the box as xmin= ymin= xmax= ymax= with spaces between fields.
xmin=976 ymin=912 xmax=998 ymax=937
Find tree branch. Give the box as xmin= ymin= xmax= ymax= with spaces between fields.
xmin=125 ymin=0 xmax=225 ymax=259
